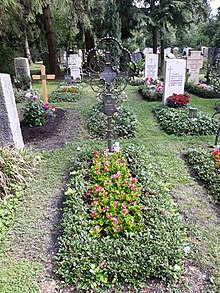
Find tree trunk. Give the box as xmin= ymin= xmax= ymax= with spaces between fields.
xmin=85 ymin=29 xmax=95 ymax=51
xmin=151 ymin=0 xmax=157 ymax=53
xmin=160 ymin=37 xmax=164 ymax=72
xmin=23 ymin=28 xmax=33 ymax=64
xmin=43 ymin=4 xmax=60 ymax=75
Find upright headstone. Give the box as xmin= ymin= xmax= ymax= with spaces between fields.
xmin=173 ymin=47 xmax=179 ymax=58
xmin=144 ymin=54 xmax=158 ymax=79
xmin=186 ymin=51 xmax=203 ymax=84
xmin=14 ymin=57 xmax=31 ymax=89
xmin=67 ymin=53 xmax=82 ymax=80
xmin=0 ymin=74 xmax=24 ymax=149
xmin=143 ymin=47 xmax=153 ymax=55
xmin=163 ymin=59 xmax=186 ymax=105
xmin=131 ymin=52 xmax=143 ymax=62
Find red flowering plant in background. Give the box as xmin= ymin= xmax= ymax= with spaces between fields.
xmin=145 ymin=77 xmax=163 ymax=93
xmin=87 ymin=150 xmax=143 ymax=237
xmin=167 ymin=93 xmax=190 ymax=107
xmin=213 ymin=149 xmax=220 ymax=168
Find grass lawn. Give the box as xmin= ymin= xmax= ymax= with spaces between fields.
xmin=0 ymin=81 xmax=220 ymax=292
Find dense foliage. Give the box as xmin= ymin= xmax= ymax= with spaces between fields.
xmin=0 ymin=146 xmax=36 ymax=248
xmin=185 ymin=82 xmax=219 ymax=99
xmin=56 ymin=145 xmax=186 ymax=291
xmin=138 ymin=78 xmax=163 ymax=102
xmin=87 ymin=103 xmax=138 ymax=138
xmin=153 ymin=106 xmax=217 ymax=136
xmin=187 ymin=148 xmax=220 ymax=201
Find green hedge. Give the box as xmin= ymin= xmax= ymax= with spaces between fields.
xmin=55 ymin=145 xmax=186 ymax=291
xmin=153 ymin=106 xmax=217 ymax=136
xmin=185 ymin=83 xmax=219 ymax=99
xmin=187 ymin=148 xmax=220 ymax=201
xmin=138 ymin=85 xmax=163 ymax=102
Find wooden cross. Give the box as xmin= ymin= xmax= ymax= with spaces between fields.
xmin=32 ymin=65 xmax=55 ymax=104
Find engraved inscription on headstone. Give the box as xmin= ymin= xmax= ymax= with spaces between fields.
xmin=102 ymin=96 xmax=118 ymax=116
xmin=100 ymin=65 xmax=118 ymax=84
xmin=144 ymin=54 xmax=158 ymax=79
xmin=163 ymin=59 xmax=186 ymax=105
xmin=187 ymin=51 xmax=203 ymax=84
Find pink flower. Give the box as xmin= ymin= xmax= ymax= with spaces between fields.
xmin=122 ymin=203 xmax=127 ymax=208
xmin=114 ymin=225 xmax=119 ymax=232
xmin=114 ymin=201 xmax=118 ymax=207
xmin=92 ymin=157 xmax=95 ymax=162
xmin=104 ymin=168 xmax=109 ymax=172
xmin=113 ymin=173 xmax=120 ymax=178
xmin=123 ymin=181 xmax=127 ymax=185
xmin=132 ymin=178 xmax=137 ymax=183
xmin=112 ymin=217 xmax=119 ymax=224
xmin=130 ymin=218 xmax=134 ymax=224
xmin=104 ymin=161 xmax=109 ymax=166
xmin=95 ymin=185 xmax=101 ymax=192
xmin=94 ymin=226 xmax=100 ymax=230
xmin=128 ymin=199 xmax=133 ymax=203
xmin=94 ymin=150 xmax=98 ymax=155
xmin=107 ymin=215 xmax=112 ymax=219
xmin=91 ymin=211 xmax=96 ymax=218
xmin=139 ymin=206 xmax=143 ymax=210
xmin=135 ymin=193 xmax=139 ymax=197
xmin=93 ymin=198 xmax=98 ymax=202
xmin=122 ymin=208 xmax=128 ymax=214
xmin=102 ymin=206 xmax=109 ymax=212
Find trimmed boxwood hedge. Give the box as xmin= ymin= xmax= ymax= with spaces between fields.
xmin=55 ymin=145 xmax=186 ymax=291
xmin=153 ymin=106 xmax=217 ymax=136
xmin=185 ymin=82 xmax=219 ymax=99
xmin=187 ymin=148 xmax=220 ymax=201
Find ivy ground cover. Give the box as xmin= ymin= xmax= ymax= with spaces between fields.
xmin=56 ymin=145 xmax=186 ymax=291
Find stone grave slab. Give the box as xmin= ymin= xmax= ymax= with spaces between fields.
xmin=187 ymin=51 xmax=203 ymax=84
xmin=144 ymin=54 xmax=158 ymax=79
xmin=163 ymin=59 xmax=186 ymax=105
xmin=0 ymin=74 xmax=24 ymax=149
xmin=68 ymin=53 xmax=81 ymax=80
xmin=14 ymin=57 xmax=31 ymax=88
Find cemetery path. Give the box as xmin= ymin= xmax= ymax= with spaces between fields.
xmin=20 ymin=108 xmax=82 ymax=151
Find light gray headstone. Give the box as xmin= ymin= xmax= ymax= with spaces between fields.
xmin=14 ymin=57 xmax=31 ymax=88
xmin=163 ymin=59 xmax=186 ymax=105
xmin=68 ymin=54 xmax=82 ymax=80
xmin=144 ymin=54 xmax=158 ymax=79
xmin=0 ymin=74 xmax=24 ymax=149
xmin=187 ymin=51 xmax=203 ymax=84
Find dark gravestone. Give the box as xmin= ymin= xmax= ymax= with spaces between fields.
xmin=102 ymin=96 xmax=117 ymax=116
xmin=100 ymin=65 xmax=118 ymax=84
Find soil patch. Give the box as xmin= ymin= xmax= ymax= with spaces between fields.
xmin=20 ymin=108 xmax=81 ymax=151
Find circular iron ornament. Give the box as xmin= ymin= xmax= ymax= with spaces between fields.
xmin=90 ymin=77 xmax=106 ymax=93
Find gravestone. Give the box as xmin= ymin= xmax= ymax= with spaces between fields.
xmin=14 ymin=57 xmax=31 ymax=89
xmin=144 ymin=54 xmax=158 ymax=79
xmin=163 ymin=59 xmax=186 ymax=105
xmin=67 ymin=52 xmax=82 ymax=80
xmin=173 ymin=47 xmax=179 ymax=58
xmin=143 ymin=47 xmax=153 ymax=55
xmin=201 ymin=46 xmax=209 ymax=62
xmin=131 ymin=52 xmax=143 ymax=62
xmin=186 ymin=51 xmax=203 ymax=84
xmin=88 ymin=37 xmax=135 ymax=152
xmin=0 ymin=74 xmax=24 ymax=149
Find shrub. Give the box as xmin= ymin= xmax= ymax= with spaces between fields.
xmin=88 ymin=103 xmax=138 ymax=138
xmin=129 ymin=78 xmax=145 ymax=86
xmin=153 ymin=106 xmax=217 ymax=136
xmin=185 ymin=82 xmax=219 ymax=99
xmin=0 ymin=146 xmax=36 ymax=247
xmin=23 ymin=99 xmax=47 ymax=126
xmin=187 ymin=148 xmax=220 ymax=201
xmin=14 ymin=89 xmax=39 ymax=103
xmin=56 ymin=145 xmax=186 ymax=291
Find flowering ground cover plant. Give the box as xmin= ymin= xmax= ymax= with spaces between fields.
xmin=185 ymin=82 xmax=218 ymax=99
xmin=138 ymin=77 xmax=163 ymax=101
xmin=153 ymin=106 xmax=217 ymax=136
xmin=88 ymin=151 xmax=143 ymax=237
xmin=49 ymin=83 xmax=82 ymax=102
xmin=187 ymin=148 xmax=220 ymax=201
xmin=167 ymin=93 xmax=190 ymax=107
xmin=213 ymin=148 xmax=220 ymax=168
xmin=56 ymin=145 xmax=186 ymax=291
